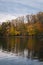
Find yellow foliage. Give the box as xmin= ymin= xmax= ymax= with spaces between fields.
xmin=14 ymin=31 xmax=20 ymax=35
xmin=27 ymin=24 xmax=36 ymax=35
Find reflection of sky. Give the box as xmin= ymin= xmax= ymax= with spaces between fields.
xmin=0 ymin=50 xmax=43 ymax=65
xmin=0 ymin=0 xmax=43 ymax=22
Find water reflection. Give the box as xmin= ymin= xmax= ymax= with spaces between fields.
xmin=0 ymin=36 xmax=43 ymax=61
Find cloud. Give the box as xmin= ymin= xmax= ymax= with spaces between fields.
xmin=0 ymin=0 xmax=43 ymax=14
xmin=0 ymin=0 xmax=43 ymax=22
xmin=0 ymin=13 xmax=17 ymax=23
xmin=0 ymin=0 xmax=43 ymax=13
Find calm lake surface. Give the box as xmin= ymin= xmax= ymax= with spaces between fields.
xmin=0 ymin=36 xmax=43 ymax=65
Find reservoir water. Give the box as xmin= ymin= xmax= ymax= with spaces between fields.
xmin=0 ymin=36 xmax=43 ymax=65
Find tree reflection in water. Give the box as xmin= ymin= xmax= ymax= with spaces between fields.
xmin=0 ymin=36 xmax=43 ymax=61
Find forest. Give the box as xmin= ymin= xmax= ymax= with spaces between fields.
xmin=0 ymin=12 xmax=43 ymax=36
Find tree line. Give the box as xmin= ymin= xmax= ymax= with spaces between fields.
xmin=0 ymin=12 xmax=43 ymax=36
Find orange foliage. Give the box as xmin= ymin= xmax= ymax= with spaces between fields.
xmin=35 ymin=22 xmax=43 ymax=32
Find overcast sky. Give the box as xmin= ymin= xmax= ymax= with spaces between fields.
xmin=0 ymin=0 xmax=43 ymax=23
